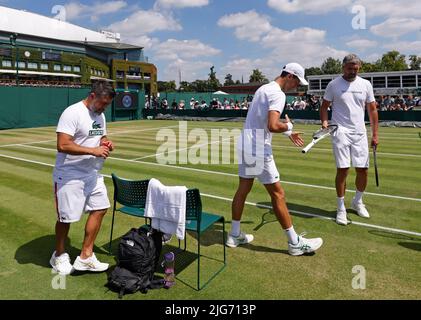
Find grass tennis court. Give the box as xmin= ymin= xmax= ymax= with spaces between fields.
xmin=1 ymin=119 xmax=421 ymax=299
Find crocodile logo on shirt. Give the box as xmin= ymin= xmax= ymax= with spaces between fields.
xmin=89 ymin=121 xmax=104 ymax=136
xmin=92 ymin=121 xmax=102 ymax=129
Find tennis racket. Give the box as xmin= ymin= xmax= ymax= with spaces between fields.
xmin=302 ymin=124 xmax=338 ymax=154
xmin=373 ymin=144 xmax=379 ymax=187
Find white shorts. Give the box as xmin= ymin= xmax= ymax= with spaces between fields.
xmin=331 ymin=129 xmax=369 ymax=169
xmin=238 ymin=154 xmax=280 ymax=185
xmin=53 ymin=175 xmax=110 ymax=223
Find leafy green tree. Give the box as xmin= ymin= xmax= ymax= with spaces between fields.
xmin=375 ymin=51 xmax=408 ymax=71
xmin=409 ymin=55 xmax=421 ymax=70
xmin=157 ymin=80 xmax=177 ymax=92
xmin=224 ymin=73 xmax=235 ymax=86
xmin=321 ymin=57 xmax=342 ymax=74
xmin=207 ymin=66 xmax=221 ymax=91
xmin=249 ymin=69 xmax=268 ymax=83
xmin=305 ymin=67 xmax=323 ymax=76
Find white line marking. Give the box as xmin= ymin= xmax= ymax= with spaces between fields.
xmin=1 ymin=152 xmax=420 ymax=237
xmin=0 ymin=125 xmax=177 ymax=148
xmin=272 ymin=145 xmax=421 ymax=158
xmin=3 ymin=145 xmax=421 ymax=202
xmin=131 ymin=136 xmax=233 ymax=161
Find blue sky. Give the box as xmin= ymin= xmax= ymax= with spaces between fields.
xmin=2 ymin=0 xmax=421 ymax=84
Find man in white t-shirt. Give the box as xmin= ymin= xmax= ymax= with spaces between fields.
xmin=320 ymin=54 xmax=379 ymax=225
xmin=50 ymin=81 xmax=116 ymax=275
xmin=226 ymin=63 xmax=323 ymax=256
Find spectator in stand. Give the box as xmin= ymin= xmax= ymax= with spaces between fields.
xmin=223 ymin=98 xmax=229 ymax=109
xmin=161 ymin=98 xmax=168 ymax=109
xmin=178 ymin=100 xmax=185 ymax=110
xmin=190 ymin=98 xmax=195 ymax=109
xmin=210 ymin=98 xmax=218 ymax=109
xmin=171 ymin=99 xmax=178 ymax=110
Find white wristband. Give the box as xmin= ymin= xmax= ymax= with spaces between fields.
xmin=283 ymin=122 xmax=293 ymax=136
xmin=283 ymin=130 xmax=292 ymax=137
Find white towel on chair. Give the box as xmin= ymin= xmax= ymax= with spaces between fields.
xmin=144 ymin=178 xmax=187 ymax=240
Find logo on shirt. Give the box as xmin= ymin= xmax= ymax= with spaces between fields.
xmin=92 ymin=121 xmax=102 ymax=129
xmin=89 ymin=121 xmax=104 ymax=136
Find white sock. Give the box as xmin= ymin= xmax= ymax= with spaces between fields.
xmin=354 ymin=191 xmax=364 ymax=203
xmin=230 ymin=220 xmax=241 ymax=237
xmin=337 ymin=197 xmax=346 ymax=211
xmin=284 ymin=226 xmax=299 ymax=245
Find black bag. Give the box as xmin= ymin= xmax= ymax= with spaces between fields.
xmin=107 ymin=226 xmax=165 ymax=298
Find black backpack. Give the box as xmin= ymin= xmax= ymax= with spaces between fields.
xmin=107 ymin=226 xmax=165 ymax=298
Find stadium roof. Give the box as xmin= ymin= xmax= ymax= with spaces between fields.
xmin=79 ymin=41 xmax=143 ymax=52
xmin=0 ymin=5 xmax=117 ymax=44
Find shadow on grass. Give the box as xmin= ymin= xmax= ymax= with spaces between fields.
xmin=368 ymin=230 xmax=421 ymax=252
xmin=15 ymin=235 xmax=108 ymax=269
xmin=254 ymin=202 xmax=337 ymax=231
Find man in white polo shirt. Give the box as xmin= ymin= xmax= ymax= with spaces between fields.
xmin=226 ymin=63 xmax=323 ymax=256
xmin=320 ymin=54 xmax=379 ymax=225
xmin=50 ymin=81 xmax=116 ymax=275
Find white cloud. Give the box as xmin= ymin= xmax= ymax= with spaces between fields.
xmin=345 ymin=39 xmax=378 ymax=50
xmin=370 ymin=18 xmax=421 ymax=38
xmin=383 ymin=41 xmax=421 ymax=55
xmin=267 ymin=0 xmax=351 ymax=15
xmin=221 ymin=26 xmax=347 ymax=80
xmin=217 ymin=10 xmax=272 ymax=42
xmin=64 ymin=1 xmax=127 ymax=22
xmin=152 ymin=39 xmax=220 ymax=60
xmin=354 ymin=0 xmax=421 ymax=18
xmin=160 ymin=59 xmax=213 ymax=82
xmin=154 ymin=0 xmax=209 ymax=8
xmin=106 ymin=10 xmax=182 ymax=37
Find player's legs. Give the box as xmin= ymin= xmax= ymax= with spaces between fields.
xmin=264 ymin=181 xmax=323 ymax=255
xmin=73 ymin=176 xmax=110 ymax=272
xmin=263 ymin=182 xmax=292 ymax=229
xmin=332 ymin=130 xmax=352 ymax=225
xmin=355 ymin=167 xmax=368 ymax=192
xmin=80 ymin=209 xmax=107 ymax=259
xmin=55 ymin=222 xmax=70 ymax=256
xmin=232 ymin=177 xmax=254 ymax=222
xmin=336 ymin=168 xmax=349 ymax=198
xmin=350 ymin=134 xmax=370 ymax=218
xmin=226 ymin=177 xmax=255 ymax=247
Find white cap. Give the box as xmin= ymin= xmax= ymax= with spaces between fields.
xmin=282 ymin=62 xmax=308 ymax=86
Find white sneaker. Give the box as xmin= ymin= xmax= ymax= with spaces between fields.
xmin=351 ymin=199 xmax=370 ymax=218
xmin=50 ymin=251 xmax=73 ymax=275
xmin=288 ymin=234 xmax=323 ymax=256
xmin=336 ymin=208 xmax=349 ymax=225
xmin=225 ymin=231 xmax=254 ymax=248
xmin=72 ymin=253 xmax=109 ymax=272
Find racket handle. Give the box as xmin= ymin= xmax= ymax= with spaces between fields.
xmin=302 ymin=141 xmax=315 ymax=153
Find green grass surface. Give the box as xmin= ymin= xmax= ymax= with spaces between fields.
xmin=0 ymin=120 xmax=421 ymax=299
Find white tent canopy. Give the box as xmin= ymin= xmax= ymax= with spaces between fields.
xmin=212 ymin=90 xmax=228 ymax=95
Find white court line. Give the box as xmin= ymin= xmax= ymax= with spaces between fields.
xmin=0 ymin=139 xmax=56 ymax=148
xmin=0 ymin=125 xmax=178 ymax=148
xmin=1 ymin=152 xmax=420 ymax=238
xmin=3 ymin=144 xmax=421 ymax=203
xmin=272 ymin=145 xmax=421 ymax=158
xmin=131 ymin=136 xmax=233 ymax=161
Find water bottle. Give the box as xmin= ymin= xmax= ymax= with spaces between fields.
xmin=162 ymin=252 xmax=175 ymax=288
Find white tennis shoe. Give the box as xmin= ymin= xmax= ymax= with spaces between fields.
xmin=351 ymin=199 xmax=370 ymax=218
xmin=288 ymin=234 xmax=323 ymax=256
xmin=226 ymin=231 xmax=254 ymax=248
xmin=336 ymin=208 xmax=349 ymax=225
xmin=50 ymin=251 xmax=73 ymax=275
xmin=73 ymin=253 xmax=109 ymax=272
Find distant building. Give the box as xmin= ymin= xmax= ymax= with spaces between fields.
xmin=307 ymin=70 xmax=421 ymax=96
xmin=0 ymin=6 xmax=157 ymax=95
